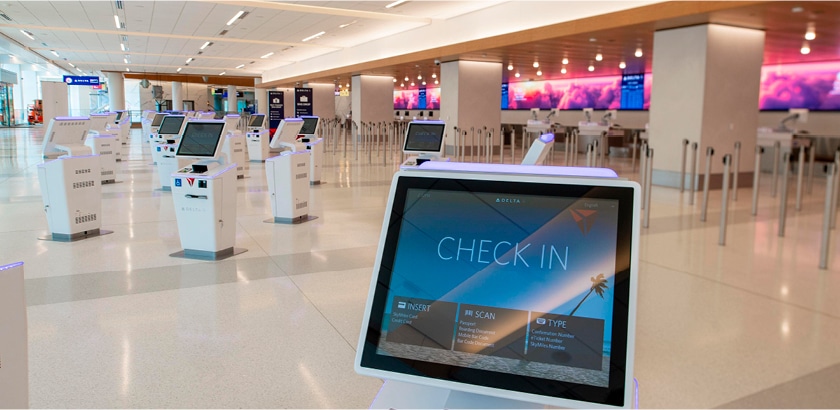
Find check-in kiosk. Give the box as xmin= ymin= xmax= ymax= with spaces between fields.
xmin=147 ymin=113 xmax=168 ymax=144
xmin=40 ymin=118 xmax=109 ymax=241
xmin=757 ymin=108 xmax=808 ymax=172
xmin=111 ymin=110 xmax=130 ymax=161
xmin=400 ymin=120 xmax=447 ymax=168
xmin=521 ymin=133 xmax=555 ymax=165
xmin=357 ymin=162 xmax=639 ymax=409
xmin=266 ymin=118 xmax=314 ymax=223
xmin=577 ymin=108 xmax=614 ymax=153
xmin=221 ymin=114 xmax=246 ymax=178
xmin=170 ymin=120 xmax=245 ymax=260
xmin=297 ymin=116 xmax=324 ymax=185
xmin=245 ymin=114 xmax=271 ymax=162
xmin=140 ymin=110 xmax=156 ymax=141
xmin=85 ymin=113 xmax=118 ymax=183
xmin=196 ymin=111 xmax=216 ymax=120
xmin=152 ymin=115 xmax=188 ymax=190
xmin=0 ymin=261 xmax=28 ymax=409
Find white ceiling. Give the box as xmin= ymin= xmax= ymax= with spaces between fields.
xmin=0 ymin=0 xmax=505 ymax=77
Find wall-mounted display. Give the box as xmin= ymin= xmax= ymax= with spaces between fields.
xmin=394 ymin=87 xmax=440 ymax=110
xmin=503 ymin=74 xmax=652 ymax=111
xmin=759 ymin=61 xmax=840 ymax=111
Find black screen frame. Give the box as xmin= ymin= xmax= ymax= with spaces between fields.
xmin=158 ymin=115 xmax=185 ymax=135
xmin=175 ymin=122 xmax=226 ymax=158
xmin=403 ymin=123 xmax=445 ymax=153
xmin=151 ymin=113 xmax=166 ymax=126
xmin=358 ymin=175 xmax=635 ymax=407
xmin=299 ymin=116 xmax=319 ymax=135
xmin=249 ymin=114 xmax=265 ymax=128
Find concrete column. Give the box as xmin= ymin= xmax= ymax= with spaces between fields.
xmin=305 ymin=82 xmax=336 ymax=120
xmin=649 ymin=24 xmax=764 ymax=189
xmin=226 ymin=84 xmax=237 ymax=113
xmin=351 ymin=75 xmax=393 ymax=124
xmin=106 ymin=72 xmax=125 ymax=110
xmin=255 ymin=78 xmax=267 ymax=115
xmin=439 ymin=60 xmax=502 ymax=156
xmin=172 ymin=81 xmax=183 ymax=111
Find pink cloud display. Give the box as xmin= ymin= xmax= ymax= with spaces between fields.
xmin=394 ymin=87 xmax=441 ymax=110
xmin=504 ymin=74 xmax=652 ymax=110
xmin=759 ymin=61 xmax=840 ymax=111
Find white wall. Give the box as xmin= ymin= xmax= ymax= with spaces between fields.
xmin=308 ymin=83 xmax=335 ymax=120
xmin=138 ymin=81 xmax=211 ymax=112
xmin=351 ymin=75 xmax=393 ymax=124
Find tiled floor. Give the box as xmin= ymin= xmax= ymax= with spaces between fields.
xmin=2 ymin=126 xmax=839 ymax=408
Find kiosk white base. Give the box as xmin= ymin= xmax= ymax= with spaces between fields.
xmin=153 ymin=143 xmax=189 ymax=191
xmin=246 ymin=130 xmax=270 ymax=162
xmin=37 ymin=155 xmax=113 ymax=241
xmin=265 ymin=151 xmax=316 ymax=224
xmin=170 ymin=163 xmax=246 ymax=260
xmin=301 ymin=137 xmax=324 ymax=185
xmin=85 ymin=135 xmax=118 ymax=184
xmin=222 ymin=133 xmax=246 ymax=179
xmin=0 ymin=261 xmax=28 ymax=409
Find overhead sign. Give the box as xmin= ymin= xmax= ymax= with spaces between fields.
xmin=63 ymin=75 xmax=100 ymax=86
xmin=295 ymin=87 xmax=313 ymax=117
xmin=268 ymin=90 xmax=285 ymax=135
xmin=0 ymin=261 xmax=28 ymax=408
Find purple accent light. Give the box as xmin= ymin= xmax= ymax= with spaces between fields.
xmin=416 ymin=161 xmax=618 ymax=178
xmin=539 ymin=133 xmax=555 ymax=143
xmin=0 ymin=261 xmax=24 ymax=271
xmin=55 ymin=116 xmax=90 ymax=121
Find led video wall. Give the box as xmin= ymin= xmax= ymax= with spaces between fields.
xmin=759 ymin=61 xmax=840 ymax=111
xmin=502 ymin=74 xmax=652 ymax=111
xmin=394 ymin=87 xmax=441 ymax=110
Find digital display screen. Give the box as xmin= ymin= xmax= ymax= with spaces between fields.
xmin=404 ymin=123 xmax=445 ymax=152
xmin=503 ymin=74 xmax=652 ymax=110
xmin=299 ymin=117 xmax=319 ymax=135
xmin=359 ymin=176 xmax=634 ymax=407
xmin=175 ymin=122 xmax=225 ymax=157
xmin=249 ymin=114 xmax=265 ymax=127
xmin=394 ymin=88 xmax=441 ymax=110
xmin=151 ymin=113 xmax=166 ymax=127
xmin=115 ymin=111 xmax=124 ymax=122
xmin=759 ymin=61 xmax=840 ymax=111
xmin=157 ymin=116 xmax=185 ymax=135
xmin=619 ymin=74 xmax=645 ymax=110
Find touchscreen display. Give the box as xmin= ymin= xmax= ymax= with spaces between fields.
xmin=299 ymin=117 xmax=318 ymax=134
xmin=158 ymin=116 xmax=185 ymax=135
xmin=359 ymin=175 xmax=635 ymax=407
xmin=249 ymin=114 xmax=265 ymax=127
xmin=151 ymin=113 xmax=166 ymax=126
xmin=404 ymin=123 xmax=444 ymax=152
xmin=176 ymin=122 xmax=225 ymax=157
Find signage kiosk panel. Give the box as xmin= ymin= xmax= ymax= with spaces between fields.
xmin=42 ymin=117 xmax=93 ymax=158
xmin=175 ymin=121 xmax=226 ymax=159
xmin=269 ymin=118 xmax=304 ymax=149
xmin=356 ymin=165 xmax=639 ymax=408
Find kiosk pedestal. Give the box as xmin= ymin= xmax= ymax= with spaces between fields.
xmin=156 ymin=144 xmax=189 ymax=191
xmin=37 ymin=155 xmax=113 ymax=241
xmin=85 ymin=134 xmax=117 ymax=184
xmin=371 ymin=380 xmax=545 ymax=409
xmin=302 ymin=137 xmax=324 ymax=185
xmin=170 ymin=163 xmax=245 ymax=260
xmin=222 ymin=133 xmax=246 ymax=178
xmin=0 ymin=261 xmax=28 ymax=409
xmin=265 ymin=151 xmax=316 ymax=224
xmin=246 ymin=130 xmax=270 ymax=162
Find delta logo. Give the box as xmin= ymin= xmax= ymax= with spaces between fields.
xmin=186 ymin=178 xmax=195 ymax=187
xmin=495 ymin=197 xmax=521 ymax=204
xmin=571 ymin=209 xmax=597 ymax=235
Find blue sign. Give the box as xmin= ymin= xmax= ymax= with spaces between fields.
xmin=418 ymin=88 xmax=427 ymax=110
xmin=501 ymin=83 xmax=509 ymax=109
xmin=63 ymin=76 xmax=100 ymax=86
xmin=268 ymin=90 xmax=285 ymax=135
xmin=619 ymin=74 xmax=645 ymax=110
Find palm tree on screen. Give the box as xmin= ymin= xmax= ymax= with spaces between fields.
xmin=569 ymin=273 xmax=608 ymax=316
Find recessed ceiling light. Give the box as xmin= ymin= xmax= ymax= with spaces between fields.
xmin=400 ymin=83 xmax=404 ymax=87
xmin=562 ymin=58 xmax=569 ymax=65
xmin=805 ymin=22 xmax=816 ymax=40
xmin=50 ymin=50 xmax=59 ymax=57
xmin=404 ymin=76 xmax=409 ymax=81
xmin=514 ymin=72 xmax=520 ymax=78
xmin=261 ymin=52 xmax=274 ymax=59
xmin=560 ymin=67 xmax=567 ymax=74
xmin=635 ymin=48 xmax=643 ymax=58
xmin=123 ymin=57 xmax=128 ymax=63
xmin=226 ymin=10 xmax=245 ymax=26
xmin=533 ymin=61 xmax=539 ymax=68
xmin=120 ymin=43 xmax=126 ymax=51
xmin=595 ymin=53 xmax=603 ymax=61
xmin=20 ymin=29 xmax=34 ymax=40
xmin=76 ymin=67 xmax=83 ymax=72
xmin=235 ymin=64 xmax=245 ymax=69
xmin=346 ymin=83 xmax=349 ymax=87
xmin=176 ymin=67 xmax=182 ymax=72
xmin=200 ymin=41 xmax=212 ymax=50
xmin=588 ymin=64 xmax=595 ymax=72
xmin=619 ymin=61 xmax=626 ymax=69
xmin=385 ymin=0 xmax=408 ymax=9
xmin=417 ymin=74 xmax=422 ymax=80
xmin=434 ymin=79 xmax=439 ymax=85
xmin=422 ymin=81 xmax=426 ymax=85
xmin=410 ymin=82 xmax=415 ymax=86
xmin=536 ymin=69 xmax=542 ymax=76
xmin=220 ymin=71 xmax=226 ymax=76
xmin=301 ymin=31 xmax=325 ymax=42
xmin=791 ymin=6 xmax=804 ymax=13
xmin=68 ymin=62 xmax=75 ymax=68
xmin=589 ymin=37 xmax=597 ymax=42
xmin=507 ymin=64 xmax=513 ymax=71
xmin=393 ymin=78 xmax=397 ymax=82
xmin=431 ymin=73 xmax=436 ymax=79
xmin=339 ymin=20 xmax=357 ymax=29
xmin=125 ymin=67 xmax=130 ymax=72
xmin=800 ymin=41 xmax=811 ymax=54
xmin=114 ymin=15 xmax=121 ymax=29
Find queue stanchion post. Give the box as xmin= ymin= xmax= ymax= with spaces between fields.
xmin=689 ymin=142 xmax=698 ymax=205
xmin=752 ymin=146 xmax=764 ymax=216
xmin=771 ymin=141 xmax=781 ymax=198
xmin=644 ymin=148 xmax=654 ymax=229
xmin=701 ymin=147 xmax=715 ymax=222
xmin=719 ymin=154 xmax=731 ymax=245
xmin=820 ymin=164 xmax=835 ymax=269
xmin=680 ymin=139 xmax=689 ymax=193
xmin=778 ymin=153 xmax=791 ymax=237
xmin=732 ymin=141 xmax=741 ymax=201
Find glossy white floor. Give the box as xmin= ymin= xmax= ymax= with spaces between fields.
xmin=2 ymin=126 xmax=839 ymax=409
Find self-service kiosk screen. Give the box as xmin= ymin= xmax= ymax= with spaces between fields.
xmin=404 ymin=122 xmax=445 ymax=152
xmin=158 ymin=116 xmax=185 ymax=135
xmin=151 ymin=113 xmax=166 ymax=126
xmin=299 ymin=117 xmax=318 ymax=135
xmin=175 ymin=122 xmax=226 ymax=157
xmin=248 ymin=114 xmax=265 ymax=128
xmin=115 ymin=111 xmax=124 ymax=122
xmin=358 ymin=175 xmax=636 ymax=408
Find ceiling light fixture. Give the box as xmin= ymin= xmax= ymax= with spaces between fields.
xmin=20 ymin=30 xmax=34 ymax=40
xmin=200 ymin=41 xmax=212 ymax=50
xmin=125 ymin=67 xmax=130 ymax=72
xmin=536 ymin=69 xmax=542 ymax=76
xmin=588 ymin=64 xmax=595 ymax=72
xmin=595 ymin=53 xmax=603 ymax=61
xmin=385 ymin=0 xmax=408 ymax=9
xmin=301 ymin=31 xmax=325 ymax=42
xmin=120 ymin=43 xmax=126 ymax=51
xmin=635 ymin=48 xmax=643 ymax=58
xmin=226 ymin=10 xmax=245 ymax=26
xmin=560 ymin=67 xmax=567 ymax=74
xmin=562 ymin=58 xmax=569 ymax=65
xmin=176 ymin=67 xmax=182 ymax=72
xmin=619 ymin=61 xmax=626 ymax=69
xmin=404 ymin=76 xmax=409 ymax=81
xmin=507 ymin=63 xmax=513 ymax=71
xmin=114 ymin=15 xmax=121 ymax=29
xmin=392 ymin=78 xmax=397 ymax=83
xmin=400 ymin=83 xmax=404 ymax=87
xmin=220 ymin=71 xmax=226 ymax=76
xmin=514 ymin=72 xmax=520 ymax=78
xmin=68 ymin=62 xmax=75 ymax=68
xmin=417 ymin=74 xmax=422 ymax=80
xmin=805 ymin=22 xmax=816 ymax=40
xmin=185 ymin=57 xmax=193 ymax=64
xmin=235 ymin=64 xmax=245 ymax=69
xmin=434 ymin=79 xmax=439 ymax=85
xmin=76 ymin=67 xmax=83 ymax=73
xmin=533 ymin=61 xmax=539 ymax=68
xmin=339 ymin=20 xmax=357 ymax=29
xmin=123 ymin=57 xmax=128 ymax=63
xmin=50 ymin=50 xmax=59 ymax=57
xmin=346 ymin=83 xmax=349 ymax=87
xmin=431 ymin=73 xmax=436 ymax=79
xmin=422 ymin=81 xmax=426 ymax=85
xmin=800 ymin=41 xmax=811 ymax=55
xmin=261 ymin=52 xmax=274 ymax=59
xmin=410 ymin=81 xmax=415 ymax=86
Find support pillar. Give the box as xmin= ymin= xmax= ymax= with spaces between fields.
xmin=255 ymin=78 xmax=267 ymax=115
xmin=648 ymin=24 xmax=764 ymax=189
xmin=106 ymin=72 xmax=125 ymax=110
xmin=351 ymin=75 xmax=393 ymax=124
xmin=227 ymin=84 xmax=237 ymax=113
xmin=172 ymin=81 xmax=183 ymax=112
xmin=439 ymin=60 xmax=502 ymax=157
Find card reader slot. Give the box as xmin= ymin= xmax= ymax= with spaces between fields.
xmin=185 ymin=194 xmax=208 ymax=200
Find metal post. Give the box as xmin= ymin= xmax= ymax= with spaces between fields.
xmin=732 ymin=141 xmax=741 ymax=201
xmin=680 ymin=139 xmax=689 ymax=193
xmin=631 ymin=131 xmax=638 ymax=172
xmin=353 ymin=121 xmax=359 ymax=160
xmin=510 ymin=127 xmax=516 ymax=165
xmin=795 ymin=145 xmax=805 ymax=211
xmin=719 ymin=154 xmax=731 ymax=245
xmin=592 ymin=138 xmax=600 ymax=168
xmin=779 ymin=152 xmax=790 ymax=237
xmin=586 ymin=144 xmax=593 ymax=167
xmin=700 ymin=147 xmax=714 ymax=222
xmin=771 ymin=141 xmax=781 ymax=197
xmin=640 ymin=141 xmax=648 ymax=210
xmin=752 ymin=146 xmax=763 ymax=216
xmin=644 ymin=148 xmax=654 ymax=229
xmin=689 ymin=142 xmax=698 ymax=206
xmin=808 ymin=141 xmax=816 ymax=194
xmin=820 ymin=164 xmax=835 ymax=269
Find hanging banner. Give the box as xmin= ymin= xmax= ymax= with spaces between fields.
xmin=268 ymin=90 xmax=285 ymax=136
xmin=295 ymin=87 xmax=313 ymax=117
xmin=0 ymin=261 xmax=28 ymax=408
